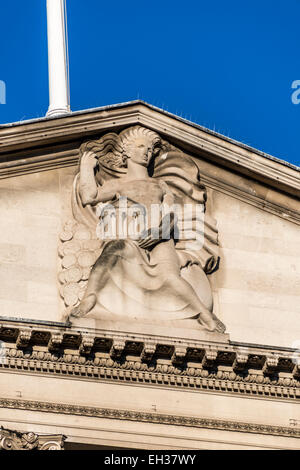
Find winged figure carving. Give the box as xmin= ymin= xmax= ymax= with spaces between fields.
xmin=58 ymin=125 xmax=225 ymax=333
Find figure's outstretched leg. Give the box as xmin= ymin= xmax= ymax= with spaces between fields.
xmin=182 ymin=279 xmax=225 ymax=332
xmin=166 ymin=274 xmax=224 ymax=332
xmin=151 ymin=241 xmax=224 ymax=332
xmin=71 ymin=263 xmax=112 ymax=317
xmin=70 ymin=241 xmax=123 ymax=318
xmin=71 ymin=293 xmax=97 ymax=318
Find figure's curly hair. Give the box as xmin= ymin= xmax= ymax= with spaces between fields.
xmin=80 ymin=132 xmax=125 ymax=170
xmin=80 ymin=126 xmax=162 ymax=171
xmin=119 ymin=126 xmax=161 ymax=162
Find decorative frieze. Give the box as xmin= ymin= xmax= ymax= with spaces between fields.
xmin=0 ymin=321 xmax=300 ymax=401
xmin=0 ymin=399 xmax=299 ymax=440
xmin=0 ymin=344 xmax=299 ymax=401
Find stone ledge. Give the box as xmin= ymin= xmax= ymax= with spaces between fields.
xmin=0 ymin=399 xmax=300 ymax=440
xmin=0 ymin=102 xmax=298 ymax=198
xmin=0 ymin=319 xmax=299 ymax=400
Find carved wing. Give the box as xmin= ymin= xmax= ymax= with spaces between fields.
xmin=58 ymin=131 xmax=219 ymax=311
xmin=58 ymin=216 xmax=103 ymax=309
xmin=153 ymin=151 xmax=219 ymax=274
xmin=58 ymin=133 xmax=125 ymax=310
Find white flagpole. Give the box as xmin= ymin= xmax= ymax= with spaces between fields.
xmin=46 ymin=0 xmax=71 ymax=117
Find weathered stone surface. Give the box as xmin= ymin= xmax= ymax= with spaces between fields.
xmin=207 ymin=191 xmax=300 ymax=346
xmin=0 ymin=125 xmax=297 ymax=345
xmin=0 ymin=104 xmax=299 ymax=449
xmin=59 ymin=126 xmax=224 ymax=335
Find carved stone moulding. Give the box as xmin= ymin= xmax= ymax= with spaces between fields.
xmin=0 ymin=321 xmax=300 ymax=401
xmin=0 ymin=321 xmax=297 ymax=374
xmin=0 ymin=427 xmax=65 ymax=451
xmin=1 ymin=400 xmax=300 ymax=441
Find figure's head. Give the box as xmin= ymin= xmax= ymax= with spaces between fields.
xmin=121 ymin=126 xmax=161 ymax=167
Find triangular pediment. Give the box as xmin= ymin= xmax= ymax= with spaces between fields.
xmin=0 ymin=100 xmax=299 ymax=225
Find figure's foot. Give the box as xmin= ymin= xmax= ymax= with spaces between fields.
xmin=212 ymin=313 xmax=226 ymax=333
xmin=70 ymin=293 xmax=97 ymax=318
xmin=62 ymin=307 xmax=72 ymax=323
xmin=197 ymin=311 xmax=226 ymax=333
xmin=197 ymin=311 xmax=216 ymax=331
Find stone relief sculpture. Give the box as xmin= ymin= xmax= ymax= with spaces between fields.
xmin=58 ymin=125 xmax=225 ymax=333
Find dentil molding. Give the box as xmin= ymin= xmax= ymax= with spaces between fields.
xmin=0 ymin=319 xmax=299 ymax=402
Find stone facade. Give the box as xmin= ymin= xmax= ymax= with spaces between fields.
xmin=0 ymin=101 xmax=299 ymax=449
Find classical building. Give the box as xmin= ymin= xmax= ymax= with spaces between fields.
xmin=0 ymin=100 xmax=299 ymax=450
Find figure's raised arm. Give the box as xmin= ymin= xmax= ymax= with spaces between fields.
xmin=80 ymin=152 xmax=120 ymax=206
xmin=79 ymin=151 xmax=99 ymax=207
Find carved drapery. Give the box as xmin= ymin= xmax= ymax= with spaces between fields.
xmin=58 ymin=125 xmax=225 ymax=334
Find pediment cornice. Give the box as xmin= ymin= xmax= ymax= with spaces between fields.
xmin=0 ymin=101 xmax=299 ymax=224
xmin=0 ymin=318 xmax=300 ymax=402
xmin=0 ymin=101 xmax=299 ymax=191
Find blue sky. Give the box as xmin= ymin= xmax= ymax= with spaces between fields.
xmin=0 ymin=0 xmax=299 ymax=166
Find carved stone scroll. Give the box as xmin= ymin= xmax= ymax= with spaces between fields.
xmin=0 ymin=428 xmax=65 ymax=451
